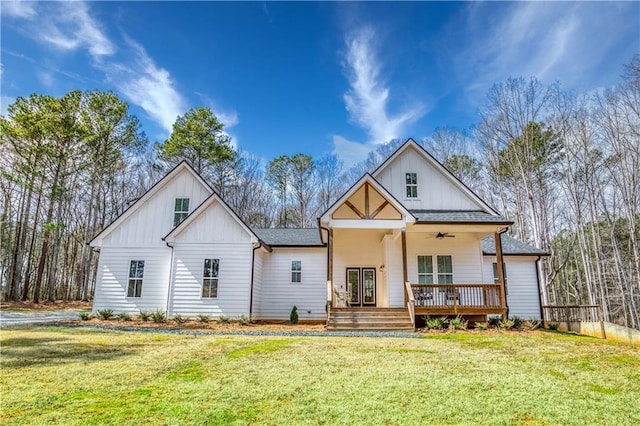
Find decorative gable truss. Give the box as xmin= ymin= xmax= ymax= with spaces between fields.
xmin=320 ymin=174 xmax=414 ymax=229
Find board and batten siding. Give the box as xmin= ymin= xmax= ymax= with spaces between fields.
xmin=169 ymin=243 xmax=254 ymax=317
xmin=384 ymin=234 xmax=403 ymax=307
xmin=483 ymin=256 xmax=542 ymax=319
xmin=93 ymin=246 xmax=171 ymax=314
xmin=374 ymin=145 xmax=483 ymax=211
xmin=251 ymin=250 xmax=265 ymax=318
xmin=102 ymin=169 xmax=211 ymax=247
xmin=258 ymin=248 xmax=327 ymax=320
xmin=406 ymin=232 xmax=485 ymax=285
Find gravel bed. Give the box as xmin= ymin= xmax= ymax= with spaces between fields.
xmin=34 ymin=322 xmax=421 ymax=338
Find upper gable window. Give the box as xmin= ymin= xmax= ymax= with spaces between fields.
xmin=174 ymin=198 xmax=190 ymax=226
xmin=405 ymin=173 xmax=418 ymax=198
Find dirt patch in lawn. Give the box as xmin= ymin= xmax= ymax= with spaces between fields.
xmin=1 ymin=300 xmax=92 ymax=311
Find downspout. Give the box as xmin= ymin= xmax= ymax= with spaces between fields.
xmin=163 ymin=239 xmax=175 ymax=316
xmin=249 ymin=240 xmax=271 ymax=318
xmin=318 ymin=219 xmax=331 ymax=312
xmin=535 ymin=255 xmax=543 ymax=321
xmin=497 ymin=227 xmax=510 ymax=319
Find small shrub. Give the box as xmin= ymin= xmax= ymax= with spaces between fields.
xmin=448 ymin=316 xmax=468 ymax=330
xmin=117 ymin=312 xmax=132 ymax=321
xmin=217 ymin=315 xmax=231 ymax=324
xmin=197 ymin=314 xmax=210 ymax=323
xmin=238 ymin=314 xmax=252 ymax=326
xmin=499 ymin=319 xmax=516 ymax=330
xmin=548 ymin=322 xmax=559 ymax=330
xmin=425 ymin=316 xmax=447 ymax=330
xmin=138 ymin=311 xmax=151 ymax=322
xmin=474 ymin=321 xmax=488 ymax=330
xmin=290 ymin=305 xmax=299 ymax=324
xmin=173 ymin=314 xmax=188 ymax=324
xmin=521 ymin=319 xmax=542 ymax=331
xmin=97 ymin=309 xmax=114 ymax=320
xmin=79 ymin=312 xmax=92 ymax=321
xmin=511 ymin=316 xmax=524 ymax=329
xmin=151 ymin=310 xmax=167 ymax=323
xmin=488 ymin=316 xmax=502 ymax=327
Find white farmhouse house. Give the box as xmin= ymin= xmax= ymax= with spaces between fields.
xmin=90 ymin=139 xmax=546 ymax=329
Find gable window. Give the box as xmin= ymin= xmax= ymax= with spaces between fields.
xmin=127 ymin=260 xmax=144 ymax=297
xmin=291 ymin=260 xmax=302 ymax=283
xmin=492 ymin=262 xmax=508 ymax=295
xmin=174 ymin=198 xmax=190 ymax=226
xmin=417 ymin=255 xmax=433 ymax=284
xmin=202 ymin=258 xmax=219 ymax=298
xmin=405 ymin=173 xmax=418 ymax=198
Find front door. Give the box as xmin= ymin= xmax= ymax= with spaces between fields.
xmin=346 ymin=267 xmax=376 ymax=307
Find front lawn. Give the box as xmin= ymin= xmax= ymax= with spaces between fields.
xmin=1 ymin=327 xmax=638 ymax=425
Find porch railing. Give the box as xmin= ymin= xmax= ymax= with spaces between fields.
xmin=410 ymin=283 xmax=503 ymax=314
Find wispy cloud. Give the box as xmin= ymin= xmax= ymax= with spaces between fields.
xmin=103 ymin=37 xmax=185 ymax=133
xmin=1 ymin=95 xmax=16 ymax=116
xmin=449 ymin=2 xmax=639 ymax=96
xmin=0 ymin=1 xmax=36 ymax=19
xmin=342 ymin=27 xmax=425 ymax=144
xmin=2 ymin=1 xmax=234 ymax=137
xmin=331 ymin=135 xmax=375 ymax=169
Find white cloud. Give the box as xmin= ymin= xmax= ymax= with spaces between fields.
xmin=342 ymin=27 xmax=425 ymax=144
xmin=102 ymin=37 xmax=185 ymax=134
xmin=331 ymin=135 xmax=375 ymax=169
xmin=1 ymin=1 xmax=36 ymax=19
xmin=451 ymin=2 xmax=639 ymax=96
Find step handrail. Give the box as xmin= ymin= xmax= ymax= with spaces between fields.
xmin=405 ymin=281 xmax=415 ymax=326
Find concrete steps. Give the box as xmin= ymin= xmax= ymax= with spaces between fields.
xmin=327 ymin=307 xmax=414 ymax=331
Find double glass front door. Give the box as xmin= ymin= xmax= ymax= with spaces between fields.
xmin=346 ymin=267 xmax=376 ymax=306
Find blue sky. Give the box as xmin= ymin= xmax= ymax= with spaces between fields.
xmin=1 ymin=1 xmax=638 ymax=167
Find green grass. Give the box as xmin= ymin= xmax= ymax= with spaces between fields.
xmin=1 ymin=327 xmax=639 ymax=425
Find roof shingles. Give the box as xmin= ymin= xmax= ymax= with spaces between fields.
xmin=410 ymin=210 xmax=511 ymax=224
xmin=253 ymin=228 xmax=324 ymax=246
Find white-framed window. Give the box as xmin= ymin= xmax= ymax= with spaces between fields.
xmin=174 ymin=198 xmax=190 ymax=226
xmin=417 ymin=255 xmax=433 ymax=284
xmin=492 ymin=262 xmax=508 ymax=295
xmin=405 ymin=172 xmax=418 ymax=198
xmin=437 ymin=255 xmax=453 ymax=284
xmin=291 ymin=260 xmax=302 ymax=283
xmin=202 ymin=258 xmax=219 ymax=298
xmin=416 ymin=255 xmax=453 ymax=284
xmin=127 ymin=260 xmax=144 ymax=297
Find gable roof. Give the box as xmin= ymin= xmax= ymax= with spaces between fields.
xmin=319 ymin=173 xmax=415 ymax=223
xmin=411 ymin=210 xmax=512 ymax=225
xmin=163 ymin=191 xmax=259 ymax=244
xmin=372 ymin=138 xmax=500 ymax=216
xmin=90 ymin=161 xmax=213 ymax=247
xmin=482 ymin=234 xmax=548 ymax=256
xmin=253 ymin=228 xmax=324 ymax=247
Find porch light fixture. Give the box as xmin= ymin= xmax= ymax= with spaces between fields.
xmin=379 ymin=265 xmax=385 ymax=272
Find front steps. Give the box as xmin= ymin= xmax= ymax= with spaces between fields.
xmin=326 ymin=307 xmax=414 ymax=331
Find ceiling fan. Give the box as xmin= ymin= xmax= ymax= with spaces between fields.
xmin=427 ymin=232 xmax=455 ymax=239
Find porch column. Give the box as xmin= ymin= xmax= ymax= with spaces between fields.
xmin=495 ymin=230 xmax=507 ymax=318
xmin=402 ymin=228 xmax=408 ymax=304
xmin=328 ymin=228 xmax=333 ymax=307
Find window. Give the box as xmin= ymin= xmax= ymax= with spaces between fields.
xmin=174 ymin=198 xmax=190 ymax=226
xmin=417 ymin=255 xmax=433 ymax=284
xmin=291 ymin=260 xmax=302 ymax=283
xmin=437 ymin=255 xmax=453 ymax=284
xmin=202 ymin=258 xmax=219 ymax=298
xmin=127 ymin=260 xmax=144 ymax=297
xmin=492 ymin=262 xmax=508 ymax=295
xmin=405 ymin=173 xmax=418 ymax=198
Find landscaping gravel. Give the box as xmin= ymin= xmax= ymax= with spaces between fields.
xmin=40 ymin=322 xmax=422 ymax=338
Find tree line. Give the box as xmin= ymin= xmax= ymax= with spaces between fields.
xmin=1 ymin=58 xmax=638 ymax=329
